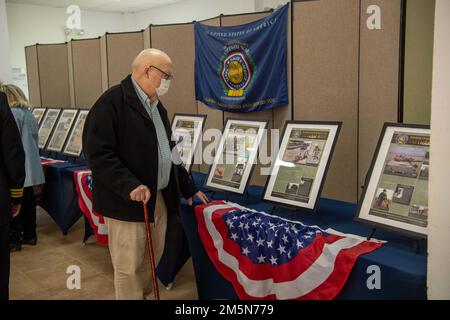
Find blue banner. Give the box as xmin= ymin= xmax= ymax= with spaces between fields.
xmin=195 ymin=5 xmax=289 ymax=113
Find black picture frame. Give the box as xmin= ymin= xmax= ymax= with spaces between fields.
xmin=355 ymin=122 xmax=430 ymax=239
xmin=262 ymin=120 xmax=342 ymax=213
xmin=62 ymin=109 xmax=89 ymax=157
xmin=32 ymin=107 xmax=47 ymax=127
xmin=203 ymin=117 xmax=269 ymax=196
xmin=46 ymin=109 xmax=79 ymax=153
xmin=38 ymin=108 xmax=62 ymax=150
xmin=170 ymin=113 xmax=208 ymax=173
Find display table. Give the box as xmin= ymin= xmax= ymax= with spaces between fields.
xmin=40 ymin=160 xmax=88 ymax=234
xmin=180 ymin=172 xmax=427 ymax=300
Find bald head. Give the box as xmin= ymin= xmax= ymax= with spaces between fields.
xmin=131 ymin=48 xmax=173 ymax=100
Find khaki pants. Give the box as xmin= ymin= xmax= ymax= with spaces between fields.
xmin=105 ymin=191 xmax=167 ymax=300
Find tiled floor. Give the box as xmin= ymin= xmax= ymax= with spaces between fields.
xmin=9 ymin=206 xmax=198 ymax=300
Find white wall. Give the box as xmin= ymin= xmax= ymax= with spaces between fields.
xmin=0 ymin=0 xmax=11 ymax=83
xmin=427 ymin=0 xmax=450 ymax=300
xmin=6 ymin=2 xmax=126 ymax=94
xmin=132 ymin=0 xmax=255 ymax=29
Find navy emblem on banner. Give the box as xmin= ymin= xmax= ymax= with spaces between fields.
xmin=195 ymin=5 xmax=288 ymax=113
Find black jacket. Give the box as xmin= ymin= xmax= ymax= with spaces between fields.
xmin=0 ymin=92 xmax=25 ymax=226
xmin=82 ymin=75 xmax=198 ymax=222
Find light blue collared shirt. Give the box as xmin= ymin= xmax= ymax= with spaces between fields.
xmin=131 ymin=77 xmax=172 ymax=190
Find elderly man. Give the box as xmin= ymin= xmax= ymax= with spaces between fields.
xmin=82 ymin=49 xmax=208 ymax=300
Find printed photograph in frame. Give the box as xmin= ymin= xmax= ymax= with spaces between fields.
xmin=63 ymin=110 xmax=89 ymax=156
xmin=46 ymin=109 xmax=78 ymax=152
xmin=171 ymin=113 xmax=207 ymax=172
xmin=32 ymin=107 xmax=46 ymax=126
xmin=38 ymin=108 xmax=61 ymax=149
xmin=262 ymin=121 xmax=341 ymax=212
xmin=356 ymin=123 xmax=430 ymax=238
xmin=204 ymin=118 xmax=268 ymax=195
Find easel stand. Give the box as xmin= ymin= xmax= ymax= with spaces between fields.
xmin=367 ymin=227 xmax=424 ymax=255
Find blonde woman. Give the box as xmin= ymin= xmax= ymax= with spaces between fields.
xmin=0 ymin=84 xmax=44 ymax=251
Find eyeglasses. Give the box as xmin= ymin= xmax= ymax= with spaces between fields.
xmin=148 ymin=65 xmax=173 ymax=80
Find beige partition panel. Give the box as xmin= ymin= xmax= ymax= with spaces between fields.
xmin=150 ymin=23 xmax=199 ymax=170
xmin=71 ymin=38 xmax=103 ymax=109
xmin=359 ymin=0 xmax=402 ymax=195
xmin=293 ymin=0 xmax=360 ymax=203
xmin=106 ymin=31 xmax=144 ymax=87
xmin=197 ymin=17 xmax=224 ymax=174
xmin=37 ymin=43 xmax=72 ymax=107
xmin=25 ymin=45 xmax=41 ymax=107
xmin=221 ymin=11 xmax=279 ymax=186
xmin=151 ymin=24 xmax=197 ymax=120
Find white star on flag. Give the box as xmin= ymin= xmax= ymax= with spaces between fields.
xmin=256 ymin=238 xmax=265 ymax=247
xmin=269 ymin=256 xmax=278 ymax=265
xmin=257 ymin=254 xmax=266 ymax=263
xmin=242 ymin=247 xmax=250 ymax=256
xmin=277 ymin=245 xmax=286 ymax=255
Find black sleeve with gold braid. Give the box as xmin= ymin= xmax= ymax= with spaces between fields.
xmin=0 ymin=92 xmax=25 ymax=205
xmin=10 ymin=187 xmax=24 ymax=205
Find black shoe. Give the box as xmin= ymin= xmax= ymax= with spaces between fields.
xmin=21 ymin=237 xmax=37 ymax=246
xmin=9 ymin=243 xmax=22 ymax=252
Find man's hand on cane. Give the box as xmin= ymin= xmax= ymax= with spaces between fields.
xmin=130 ymin=185 xmax=151 ymax=204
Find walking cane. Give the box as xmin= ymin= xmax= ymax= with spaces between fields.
xmin=143 ymin=203 xmax=160 ymax=300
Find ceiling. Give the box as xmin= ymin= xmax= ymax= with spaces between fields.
xmin=6 ymin=0 xmax=187 ymax=13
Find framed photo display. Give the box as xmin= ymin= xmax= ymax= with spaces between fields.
xmin=171 ymin=113 xmax=207 ymax=172
xmin=32 ymin=107 xmax=46 ymax=126
xmin=46 ymin=109 xmax=78 ymax=152
xmin=262 ymin=121 xmax=341 ymax=212
xmin=63 ymin=110 xmax=89 ymax=156
xmin=38 ymin=108 xmax=61 ymax=149
xmin=356 ymin=123 xmax=430 ymax=238
xmin=204 ymin=118 xmax=268 ymax=195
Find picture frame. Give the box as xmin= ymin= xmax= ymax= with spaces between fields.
xmin=46 ymin=109 xmax=78 ymax=152
xmin=38 ymin=108 xmax=61 ymax=149
xmin=32 ymin=107 xmax=46 ymax=127
xmin=204 ymin=118 xmax=268 ymax=195
xmin=355 ymin=123 xmax=430 ymax=238
xmin=262 ymin=120 xmax=342 ymax=212
xmin=171 ymin=113 xmax=207 ymax=172
xmin=63 ymin=110 xmax=89 ymax=157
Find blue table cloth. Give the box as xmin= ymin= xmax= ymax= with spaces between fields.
xmin=180 ymin=172 xmax=427 ymax=300
xmin=40 ymin=161 xmax=88 ymax=234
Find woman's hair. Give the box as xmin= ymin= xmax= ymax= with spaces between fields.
xmin=0 ymin=83 xmax=31 ymax=108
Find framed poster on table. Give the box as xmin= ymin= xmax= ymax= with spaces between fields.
xmin=356 ymin=123 xmax=430 ymax=238
xmin=47 ymin=109 xmax=78 ymax=152
xmin=38 ymin=108 xmax=61 ymax=149
xmin=63 ymin=110 xmax=89 ymax=157
xmin=262 ymin=121 xmax=341 ymax=212
xmin=171 ymin=113 xmax=207 ymax=172
xmin=204 ymin=118 xmax=268 ymax=195
xmin=32 ymin=107 xmax=46 ymax=126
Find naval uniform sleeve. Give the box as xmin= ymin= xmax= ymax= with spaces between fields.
xmin=82 ymin=99 xmax=142 ymax=201
xmin=0 ymin=93 xmax=25 ymax=204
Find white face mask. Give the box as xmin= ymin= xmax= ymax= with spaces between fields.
xmin=155 ymin=78 xmax=171 ymax=97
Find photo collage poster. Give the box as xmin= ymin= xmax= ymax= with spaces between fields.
xmin=263 ymin=122 xmax=340 ymax=211
xmin=38 ymin=108 xmax=61 ymax=149
xmin=32 ymin=108 xmax=46 ymax=126
xmin=64 ymin=110 xmax=89 ymax=156
xmin=47 ymin=109 xmax=78 ymax=152
xmin=357 ymin=124 xmax=430 ymax=237
xmin=205 ymin=119 xmax=267 ymax=195
xmin=172 ymin=114 xmax=205 ymax=172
